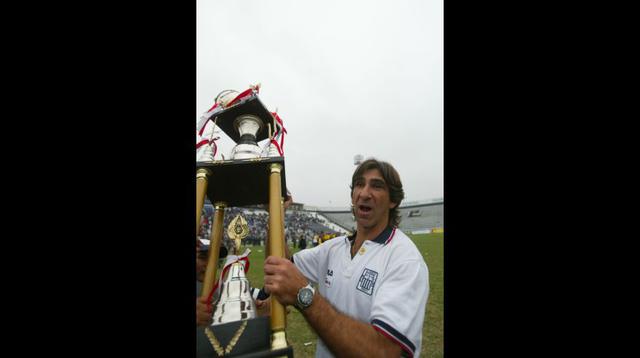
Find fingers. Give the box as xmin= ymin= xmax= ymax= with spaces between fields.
xmin=262 ymin=256 xmax=308 ymax=307
xmin=263 ymin=275 xmax=278 ymax=293
xmin=196 ymin=298 xmax=213 ymax=327
xmin=255 ymin=298 xmax=270 ymax=308
xmin=264 ymin=255 xmax=285 ymax=265
xmin=263 ymin=263 xmax=277 ymax=275
xmin=255 ymin=298 xmax=272 ymax=317
xmin=197 ymin=297 xmax=212 ymax=314
xmin=197 ymin=296 xmax=212 ymax=310
xmin=264 ymin=256 xmax=287 ymax=277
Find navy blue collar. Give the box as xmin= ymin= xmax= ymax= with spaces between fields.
xmin=347 ymin=226 xmax=395 ymax=245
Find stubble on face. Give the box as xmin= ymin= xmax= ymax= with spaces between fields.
xmin=351 ymin=169 xmax=396 ymax=233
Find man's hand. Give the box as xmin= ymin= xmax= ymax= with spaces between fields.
xmin=263 ymin=256 xmax=308 ymax=306
xmin=283 ymin=193 xmax=293 ymax=210
xmin=255 ymin=297 xmax=271 ymax=316
xmin=256 ymin=296 xmax=292 ymax=316
xmin=196 ymin=296 xmax=213 ymax=327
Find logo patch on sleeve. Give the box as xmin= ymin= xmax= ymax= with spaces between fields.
xmin=325 ymin=269 xmax=334 ymax=287
xmin=356 ymin=268 xmax=378 ymax=295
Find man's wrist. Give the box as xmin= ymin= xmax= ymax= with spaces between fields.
xmin=295 ymin=283 xmax=315 ymax=311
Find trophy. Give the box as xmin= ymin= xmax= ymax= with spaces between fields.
xmin=196 ymin=85 xmax=293 ymax=357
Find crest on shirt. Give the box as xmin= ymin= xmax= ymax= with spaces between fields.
xmin=356 ymin=268 xmax=378 ymax=296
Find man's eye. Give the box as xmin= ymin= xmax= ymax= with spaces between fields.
xmin=371 ymin=182 xmax=386 ymax=189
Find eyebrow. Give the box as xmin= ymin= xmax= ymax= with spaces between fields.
xmin=355 ymin=177 xmax=386 ymax=186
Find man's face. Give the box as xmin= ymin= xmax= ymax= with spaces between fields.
xmin=351 ymin=168 xmax=397 ymax=231
xmin=196 ymin=250 xmax=208 ymax=282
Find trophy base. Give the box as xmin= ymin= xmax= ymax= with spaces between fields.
xmin=196 ymin=156 xmax=286 ymax=207
xmin=197 ymin=316 xmax=293 ymax=358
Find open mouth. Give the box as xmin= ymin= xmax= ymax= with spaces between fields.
xmin=358 ymin=205 xmax=372 ymax=213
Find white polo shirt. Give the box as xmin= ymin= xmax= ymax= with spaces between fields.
xmin=293 ymin=226 xmax=429 ymax=358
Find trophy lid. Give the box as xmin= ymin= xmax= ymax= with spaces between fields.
xmin=212 ymin=93 xmax=272 ymax=143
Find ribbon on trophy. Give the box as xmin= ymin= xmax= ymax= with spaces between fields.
xmin=196 ymin=135 xmax=220 ymax=157
xmin=269 ymin=111 xmax=287 ymax=156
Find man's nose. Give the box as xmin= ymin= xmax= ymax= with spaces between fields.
xmin=359 ymin=184 xmax=372 ymax=199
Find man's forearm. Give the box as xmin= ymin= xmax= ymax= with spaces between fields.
xmin=301 ymin=293 xmax=402 ymax=357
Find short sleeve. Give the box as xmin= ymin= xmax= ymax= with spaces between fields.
xmin=370 ymin=259 xmax=429 ymax=357
xmin=292 ymin=244 xmax=329 ymax=285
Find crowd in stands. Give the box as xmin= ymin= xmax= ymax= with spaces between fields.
xmin=198 ymin=206 xmax=342 ymax=250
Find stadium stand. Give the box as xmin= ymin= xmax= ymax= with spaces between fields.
xmin=199 ymin=198 xmax=443 ymax=246
xmin=396 ymin=200 xmax=444 ymax=234
xmin=313 ymin=198 xmax=443 ymax=235
xmin=311 ymin=210 xmax=355 ymax=233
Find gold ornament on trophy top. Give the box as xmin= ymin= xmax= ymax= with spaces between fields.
xmin=228 ymin=214 xmax=249 ymax=254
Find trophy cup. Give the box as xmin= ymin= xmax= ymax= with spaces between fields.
xmin=196 ymin=85 xmax=293 ymax=357
xmin=230 ymin=114 xmax=264 ymax=159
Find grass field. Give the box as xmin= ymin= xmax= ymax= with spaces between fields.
xmin=243 ymin=232 xmax=443 ymax=357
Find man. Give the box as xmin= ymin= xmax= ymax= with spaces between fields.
xmin=264 ymin=158 xmax=429 ymax=357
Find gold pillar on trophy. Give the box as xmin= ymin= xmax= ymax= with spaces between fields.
xmin=268 ymin=163 xmax=287 ymax=349
xmin=200 ymin=201 xmax=226 ymax=300
xmin=196 ymin=168 xmax=212 ymax=235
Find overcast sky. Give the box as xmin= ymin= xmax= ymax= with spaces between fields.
xmin=197 ymin=0 xmax=442 ymax=208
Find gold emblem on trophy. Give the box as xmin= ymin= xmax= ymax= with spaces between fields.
xmin=228 ymin=214 xmax=249 ymax=254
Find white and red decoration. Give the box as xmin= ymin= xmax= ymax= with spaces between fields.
xmin=196 ymin=84 xmax=286 ymax=161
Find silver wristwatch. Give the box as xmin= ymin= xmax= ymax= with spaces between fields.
xmin=296 ymin=283 xmax=315 ymax=311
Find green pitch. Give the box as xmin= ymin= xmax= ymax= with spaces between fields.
xmin=244 ymin=232 xmax=444 ymax=357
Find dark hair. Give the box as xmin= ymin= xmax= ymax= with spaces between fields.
xmin=350 ymin=158 xmax=404 ymax=227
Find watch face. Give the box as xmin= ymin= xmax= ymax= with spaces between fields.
xmin=299 ymin=288 xmax=314 ymax=306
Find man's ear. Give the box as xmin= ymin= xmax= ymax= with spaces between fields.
xmin=389 ymin=202 xmax=398 ymax=209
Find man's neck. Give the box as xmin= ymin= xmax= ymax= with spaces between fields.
xmin=352 ymin=220 xmax=389 ymax=256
